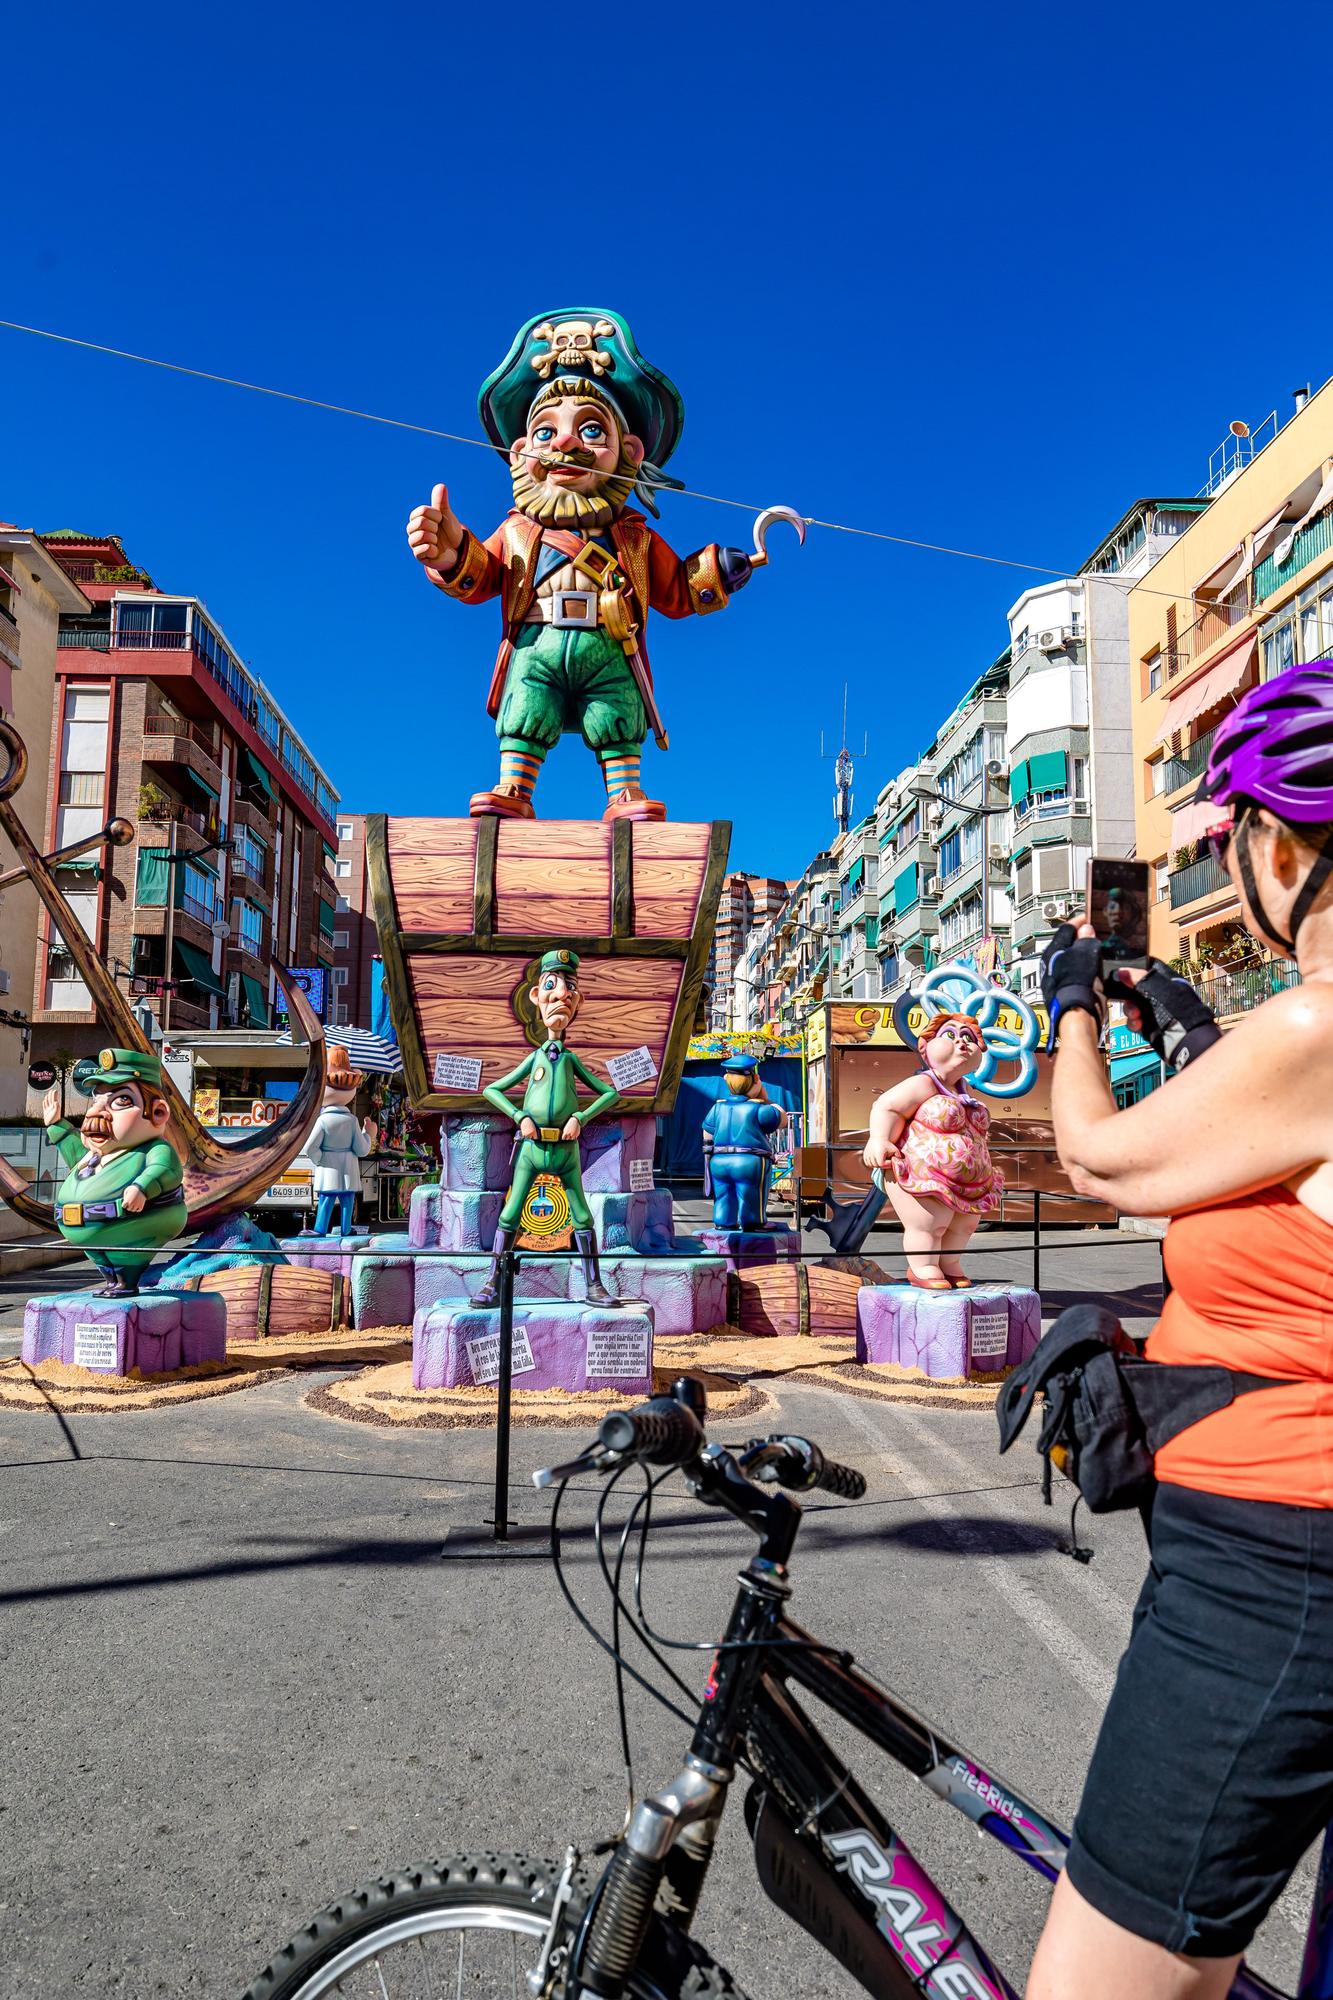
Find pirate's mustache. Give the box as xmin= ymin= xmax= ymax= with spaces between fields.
xmin=532 ymin=448 xmax=598 ymax=473
xmin=80 ymin=1110 xmax=116 ymax=1142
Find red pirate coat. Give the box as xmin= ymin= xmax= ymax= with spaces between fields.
xmin=426 ymin=509 xmax=733 ymax=718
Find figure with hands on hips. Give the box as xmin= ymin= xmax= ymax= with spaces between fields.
xmin=306 ymin=1046 xmax=376 ymax=1237
xmin=702 ymin=1053 xmax=782 ymax=1232
xmin=862 ymin=1011 xmax=1003 ymax=1289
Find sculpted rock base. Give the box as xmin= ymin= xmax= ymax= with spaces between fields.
xmin=22 ymin=1289 xmax=228 ymax=1377
xmin=855 ymin=1285 xmax=1041 ymax=1378
xmin=413 ymin=1299 xmax=655 ymax=1394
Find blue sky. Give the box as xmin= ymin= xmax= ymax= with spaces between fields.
xmin=6 ymin=0 xmax=1333 ymax=879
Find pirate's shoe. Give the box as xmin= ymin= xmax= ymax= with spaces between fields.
xmin=469 ymin=788 xmax=536 ymax=820
xmin=602 ymin=786 xmax=666 ymax=824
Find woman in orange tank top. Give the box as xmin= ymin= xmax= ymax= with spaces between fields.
xmin=1025 ymin=664 xmax=1333 ymax=2000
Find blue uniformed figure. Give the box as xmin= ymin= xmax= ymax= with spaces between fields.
xmin=701 ymin=1054 xmax=783 ymax=1233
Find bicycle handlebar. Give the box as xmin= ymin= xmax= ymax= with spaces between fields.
xmin=740 ymin=1433 xmax=867 ymax=1499
xmin=598 ymin=1395 xmax=705 ymax=1466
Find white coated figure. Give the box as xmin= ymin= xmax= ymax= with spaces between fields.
xmin=307 ymin=1047 xmax=376 ymax=1236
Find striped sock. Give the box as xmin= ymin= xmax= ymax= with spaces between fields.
xmin=602 ymin=751 xmax=641 ymax=798
xmin=499 ymin=747 xmax=544 ymax=801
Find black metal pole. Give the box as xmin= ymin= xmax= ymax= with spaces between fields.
xmin=492 ymin=1246 xmax=517 ymax=1541
xmin=1032 ymin=1189 xmax=1042 ymax=1294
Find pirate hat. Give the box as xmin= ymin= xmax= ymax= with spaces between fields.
xmin=479 ymin=310 xmax=686 ymax=514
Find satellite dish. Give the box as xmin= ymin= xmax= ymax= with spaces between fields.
xmin=210 ymin=919 xmax=230 ymax=940
xmin=1230 ymin=420 xmax=1250 ymax=438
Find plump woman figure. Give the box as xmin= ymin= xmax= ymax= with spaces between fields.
xmin=1029 ymin=664 xmax=1333 ymax=2000
xmin=861 ymin=1010 xmax=1004 ymax=1287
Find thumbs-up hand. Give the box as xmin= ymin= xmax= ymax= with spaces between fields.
xmin=406 ymin=482 xmax=464 ymax=571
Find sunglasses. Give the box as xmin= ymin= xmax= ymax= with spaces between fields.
xmin=1204 ymin=806 xmax=1245 ymax=871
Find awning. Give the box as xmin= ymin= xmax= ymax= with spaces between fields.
xmin=1008 ymin=758 xmax=1031 ymax=805
xmin=55 ymin=852 xmax=101 ymax=875
xmin=1029 ymin=749 xmax=1068 ymax=792
xmin=1169 ymin=796 xmax=1232 ymax=846
xmin=1192 ymin=542 xmax=1245 ymax=599
xmin=1150 ymin=634 xmax=1256 ymax=747
xmin=1274 ymin=465 xmax=1333 ymax=567
xmin=242 ymin=747 xmax=276 ymax=799
xmin=135 ymin=847 xmax=170 ymax=906
xmin=174 ymin=938 xmax=227 ymax=999
xmin=1239 ymin=504 xmax=1290 ymax=581
xmin=242 ymin=972 xmax=270 ymax=1028
xmin=318 ymin=899 xmax=335 ymax=936
xmin=182 ymin=768 xmax=219 ymax=801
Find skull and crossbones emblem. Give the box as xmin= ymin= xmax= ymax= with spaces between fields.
xmin=530 ymin=318 xmax=618 ymax=380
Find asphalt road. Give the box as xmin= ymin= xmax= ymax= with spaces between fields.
xmin=0 ymin=1232 xmax=1311 ymax=1997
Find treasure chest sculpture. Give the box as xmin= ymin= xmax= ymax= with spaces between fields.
xmin=368 ymin=815 xmax=730 ymax=1113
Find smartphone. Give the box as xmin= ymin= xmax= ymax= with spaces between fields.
xmin=1086 ymin=857 xmax=1149 ymax=967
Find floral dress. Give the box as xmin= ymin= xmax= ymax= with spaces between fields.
xmin=895 ymin=1086 xmax=1004 ymax=1216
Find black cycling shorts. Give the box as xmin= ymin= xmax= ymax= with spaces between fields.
xmin=1067 ymin=1480 xmax=1333 ymax=1958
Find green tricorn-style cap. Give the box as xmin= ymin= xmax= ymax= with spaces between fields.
xmin=92 ymin=1047 xmax=165 ymax=1091
xmin=479 ymin=309 xmax=686 ymax=477
xmin=536 ymin=948 xmax=581 ymax=978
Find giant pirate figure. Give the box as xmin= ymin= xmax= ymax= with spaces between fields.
xmin=407 ymin=310 xmax=802 ymax=823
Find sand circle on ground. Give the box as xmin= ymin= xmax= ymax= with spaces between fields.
xmin=305 ymin=1359 xmax=777 ymax=1431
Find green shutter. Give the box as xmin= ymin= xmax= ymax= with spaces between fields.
xmin=1029 ymin=750 xmax=1068 ymax=793
xmin=1008 ymin=759 xmax=1031 ymax=805
xmin=241 ymin=973 xmax=270 ymax=1028
xmin=318 ymin=899 xmax=335 ymax=936
xmin=847 ymin=857 xmax=864 ymax=891
xmin=173 ymin=939 xmax=226 ymax=998
xmin=135 ymin=848 xmax=170 ymax=906
xmin=865 ymin=917 xmax=880 ymax=948
xmin=893 ymin=861 xmax=919 ymax=915
xmin=243 ymin=748 xmax=276 ymax=799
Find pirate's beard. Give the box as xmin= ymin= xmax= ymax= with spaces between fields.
xmin=510 ymin=446 xmax=639 ymax=529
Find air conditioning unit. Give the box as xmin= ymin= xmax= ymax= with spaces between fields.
xmin=1042 ymin=898 xmax=1071 ymax=921
xmin=924 ymin=875 xmax=941 ymax=899
xmin=988 ymin=845 xmax=1008 ymax=864
xmin=985 ymin=759 xmax=1006 ymax=780
xmin=1038 ymin=630 xmax=1062 ymax=652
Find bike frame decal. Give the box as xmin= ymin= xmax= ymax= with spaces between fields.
xmin=921 ymin=1754 xmax=1067 ymax=1883
xmin=824 ymin=1828 xmax=1016 ymax=2000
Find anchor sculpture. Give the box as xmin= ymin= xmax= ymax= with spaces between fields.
xmin=0 ymin=719 xmax=327 ymax=1231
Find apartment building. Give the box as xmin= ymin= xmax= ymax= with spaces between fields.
xmin=329 ymin=811 xmax=379 ymax=1029
xmin=737 ymin=849 xmax=839 ymax=1031
xmin=1004 ymin=497 xmax=1206 ymax=994
xmin=1130 ymin=390 xmax=1333 ymax=1016
xmin=33 ymin=532 xmax=341 ymax=1070
xmin=707 ymin=872 xmax=790 ymax=1028
xmin=0 ymin=527 xmax=93 ymax=1113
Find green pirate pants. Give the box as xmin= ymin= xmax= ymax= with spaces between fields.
xmin=499 ymin=1137 xmax=593 ymax=1233
xmin=498 ymin=625 xmax=646 ymax=761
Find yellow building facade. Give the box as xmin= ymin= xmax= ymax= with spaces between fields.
xmin=1130 ymin=386 xmax=1333 ymax=1014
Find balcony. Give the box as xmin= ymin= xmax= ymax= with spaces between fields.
xmin=1014 ymin=790 xmax=1089 ymax=828
xmin=1197 ymin=959 xmax=1300 ymax=1020
xmin=1169 ymin=852 xmax=1231 ymax=910
xmin=143 ymin=711 xmax=223 ymax=791
xmin=229 ymin=921 xmax=269 ymax=966
xmin=230 ymin=796 xmax=274 ymax=838
xmin=1161 ymin=728 xmax=1216 ymax=799
xmin=132 ymin=896 xmax=223 ymax=950
xmin=137 ymin=803 xmax=221 ymax=853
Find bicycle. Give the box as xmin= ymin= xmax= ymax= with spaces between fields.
xmin=242 ymin=1375 xmax=1328 ymax=2000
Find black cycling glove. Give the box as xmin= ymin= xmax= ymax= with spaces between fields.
xmin=1104 ymin=959 xmax=1221 ymax=1075
xmin=1040 ymin=924 xmax=1107 ymax=1044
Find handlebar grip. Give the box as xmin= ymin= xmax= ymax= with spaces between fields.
xmin=816 ymin=1456 xmax=867 ymax=1500
xmin=599 ymin=1396 xmax=703 ymax=1466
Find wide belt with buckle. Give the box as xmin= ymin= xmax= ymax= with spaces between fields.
xmin=59 ymin=1186 xmax=181 ymax=1227
xmin=535 ymin=1126 xmax=564 ymax=1143
xmin=524 ymin=590 xmax=600 ymax=630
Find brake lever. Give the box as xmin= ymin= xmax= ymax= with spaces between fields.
xmin=531 ymin=1443 xmax=618 ymax=1489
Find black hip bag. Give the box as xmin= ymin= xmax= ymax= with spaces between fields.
xmin=997 ymin=1304 xmax=1298 ymax=1517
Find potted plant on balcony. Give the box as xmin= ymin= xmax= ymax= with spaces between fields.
xmin=138 ymin=781 xmax=174 ymax=824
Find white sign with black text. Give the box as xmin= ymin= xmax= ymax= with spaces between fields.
xmin=465 ymin=1326 xmax=536 ymax=1386
xmin=607 ymin=1046 xmax=658 ymax=1092
xmin=585 ymin=1318 xmax=651 ymax=1380
xmin=73 ymin=1322 xmax=120 ymax=1373
xmin=969 ymin=1309 xmax=1009 ymax=1361
xmin=434 ymin=1053 xmax=485 ymax=1092
xmin=628 ymin=1158 xmax=655 ymax=1193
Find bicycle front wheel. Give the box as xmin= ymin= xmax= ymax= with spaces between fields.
xmin=241 ymin=1849 xmax=752 ymax=2000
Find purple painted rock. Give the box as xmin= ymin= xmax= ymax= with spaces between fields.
xmin=602 ymin=1253 xmax=728 ymax=1335
xmin=697 ymin=1227 xmax=799 ymax=1269
xmin=408 ymin=1186 xmax=505 ymax=1252
xmin=591 ymin=1189 xmax=676 ymax=1253
xmin=438 ymin=1114 xmax=516 ymax=1193
xmin=349 ymin=1233 xmax=416 ymax=1329
xmin=412 ymin=1252 xmax=570 ymax=1317
xmin=22 ymin=1289 xmax=227 ymax=1376
xmin=286 ymin=1233 xmax=370 ymax=1281
xmin=412 ymin=1299 xmax=655 ymax=1394
xmin=581 ymin=1116 xmax=658 ymax=1194
xmin=855 ymin=1286 xmax=1041 ymax=1378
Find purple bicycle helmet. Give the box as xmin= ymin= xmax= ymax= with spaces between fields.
xmin=1202 ymin=662 xmax=1333 ymax=821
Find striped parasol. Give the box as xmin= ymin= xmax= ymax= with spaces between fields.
xmin=278 ymin=1026 xmax=401 ymax=1074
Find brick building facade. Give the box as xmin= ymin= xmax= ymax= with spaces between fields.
xmin=329 ymin=811 xmax=378 ymax=1030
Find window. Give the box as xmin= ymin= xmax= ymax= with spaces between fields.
xmin=59 ymin=770 xmax=103 ymax=807
xmin=234 ymin=898 xmax=266 ymax=955
xmin=1154 ymin=859 xmax=1169 ymax=903
xmin=1262 ymin=619 xmax=1295 ymax=682
xmin=1073 ymin=757 xmax=1089 ymax=806
xmin=331 ymin=966 xmax=349 ymax=988
xmin=334 ymin=858 xmax=352 ymax=878
xmin=1147 ymin=753 xmax=1166 ymax=798
xmin=180 ymin=860 xmax=220 ymax=925
xmin=337 ymin=821 xmax=354 ymax=843
xmin=335 ymin=894 xmax=349 ymax=913
xmin=1298 ymin=576 xmax=1333 ymax=661
xmin=1146 ymin=653 xmax=1163 ymax=694
xmin=333 ymin=928 xmax=349 ymax=948
xmin=938 ymin=831 xmax=962 ymax=881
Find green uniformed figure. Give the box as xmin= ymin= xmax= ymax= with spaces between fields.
xmin=41 ymin=1048 xmax=188 ymax=1297
xmin=476 ymin=949 xmax=620 ymax=1306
